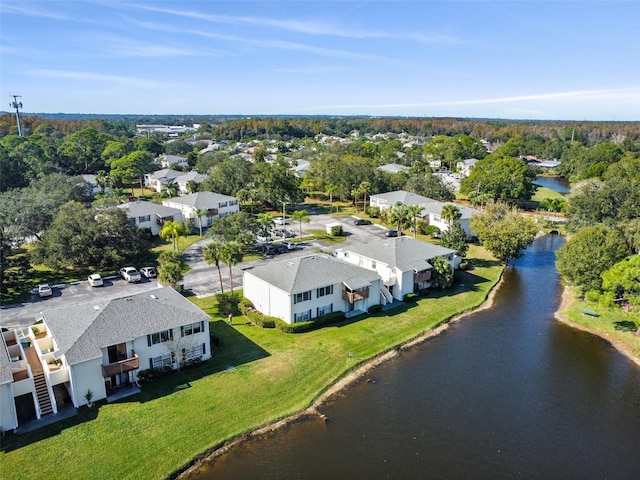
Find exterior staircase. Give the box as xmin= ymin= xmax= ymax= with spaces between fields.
xmin=33 ymin=373 xmax=53 ymax=416
xmin=380 ymin=285 xmax=393 ymax=304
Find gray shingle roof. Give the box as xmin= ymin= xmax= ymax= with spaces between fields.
xmin=118 ymin=201 xmax=182 ymax=218
xmin=343 ymin=237 xmax=455 ymax=272
xmin=43 ymin=287 xmax=209 ymax=365
xmin=0 ymin=340 xmax=12 ymax=384
xmin=176 ymin=171 xmax=209 ymax=183
xmin=149 ymin=169 xmax=183 ymax=181
xmin=244 ymin=254 xmax=380 ymax=294
xmin=371 ymin=190 xmax=437 ymax=207
xmin=419 ymin=202 xmax=479 ymax=220
xmin=164 ymin=191 xmax=236 ymax=209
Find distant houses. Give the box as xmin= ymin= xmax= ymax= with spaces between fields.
xmin=162 ymin=191 xmax=239 ymax=229
xmin=118 ymin=201 xmax=183 ymax=236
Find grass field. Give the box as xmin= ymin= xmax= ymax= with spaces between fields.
xmin=1 ymin=246 xmax=502 ymax=480
xmin=559 ymin=288 xmax=640 ymax=360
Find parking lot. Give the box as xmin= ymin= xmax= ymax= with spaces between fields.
xmin=0 ymin=212 xmax=394 ymax=328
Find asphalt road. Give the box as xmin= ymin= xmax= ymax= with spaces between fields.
xmin=0 ymin=213 xmax=392 ymax=329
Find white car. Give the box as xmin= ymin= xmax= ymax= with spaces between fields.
xmin=88 ymin=273 xmax=103 ymax=287
xmin=140 ymin=267 xmax=157 ymax=279
xmin=120 ymin=267 xmax=141 ymax=283
xmin=38 ymin=284 xmax=53 ymax=298
xmin=273 ymin=217 xmax=289 ymax=225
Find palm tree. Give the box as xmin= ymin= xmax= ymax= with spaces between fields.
xmin=162 ymin=180 xmax=179 ymax=198
xmin=256 ymin=212 xmax=274 ymax=238
xmin=290 ymin=209 xmax=310 ymax=238
xmin=351 ymin=187 xmax=361 ymax=212
xmin=95 ymin=170 xmax=111 ymax=194
xmin=158 ymin=261 xmax=183 ymax=290
xmin=186 ymin=180 xmax=199 ymax=194
xmin=441 ymin=204 xmax=462 ymax=227
xmin=406 ymin=205 xmax=423 ymax=239
xmin=359 ymin=181 xmax=371 ymax=213
xmin=195 ymin=208 xmax=208 ymax=237
xmin=220 ymin=241 xmax=242 ymax=295
xmin=326 ymin=183 xmax=338 ymax=213
xmin=159 ymin=220 xmax=187 ymax=251
xmin=203 ymin=240 xmax=225 ymax=293
xmin=389 ymin=203 xmax=411 ymax=236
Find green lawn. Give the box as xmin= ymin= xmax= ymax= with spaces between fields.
xmin=1 ymin=246 xmax=502 ymax=480
xmin=559 ymin=288 xmax=640 ymax=359
xmin=306 ymin=229 xmax=348 ymax=245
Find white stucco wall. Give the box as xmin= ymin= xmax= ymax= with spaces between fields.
xmin=69 ymin=357 xmax=106 ymax=407
xmin=0 ymin=382 xmax=18 ymax=432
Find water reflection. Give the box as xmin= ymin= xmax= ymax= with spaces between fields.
xmin=190 ymin=236 xmax=640 ymax=479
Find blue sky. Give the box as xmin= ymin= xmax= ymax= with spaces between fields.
xmin=1 ymin=1 xmax=639 ymax=120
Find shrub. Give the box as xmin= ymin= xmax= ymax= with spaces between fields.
xmin=423 ymin=225 xmax=441 ymax=237
xmin=216 ymin=291 xmax=241 ymax=315
xmin=244 ymin=309 xmax=276 ymax=328
xmin=329 ymin=225 xmax=343 ymax=236
xmin=238 ymin=297 xmax=254 ymax=315
xmin=158 ymin=250 xmax=184 ymax=267
xmin=366 ymin=206 xmax=381 ymax=218
xmin=368 ymin=304 xmax=383 ymax=314
xmin=403 ymin=293 xmax=417 ymax=302
xmin=275 ymin=311 xmax=346 ymax=333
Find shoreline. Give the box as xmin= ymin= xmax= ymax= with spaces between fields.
xmin=554 ymin=286 xmax=640 ymax=368
xmin=178 ymin=270 xmax=506 ymax=479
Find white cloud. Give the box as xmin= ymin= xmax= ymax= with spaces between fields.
xmin=23 ymin=69 xmax=179 ymax=88
xmin=0 ymin=3 xmax=70 ymax=20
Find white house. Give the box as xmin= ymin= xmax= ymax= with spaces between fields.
xmin=175 ymin=171 xmax=209 ymax=195
xmin=117 ymin=201 xmax=183 ymax=236
xmin=335 ymin=237 xmax=457 ymax=303
xmin=162 ymin=191 xmax=239 ymax=229
xmin=243 ymin=254 xmax=382 ymax=323
xmin=80 ymin=174 xmax=110 ymax=198
xmin=419 ymin=202 xmax=479 ymax=239
xmin=456 ymin=158 xmax=480 ymax=177
xmin=158 ymin=155 xmax=189 ymax=169
xmin=0 ymin=287 xmax=210 ymax=432
xmin=144 ymin=169 xmax=183 ymax=193
xmin=369 ymin=190 xmax=438 ymax=212
xmin=377 ymin=163 xmax=410 ymax=175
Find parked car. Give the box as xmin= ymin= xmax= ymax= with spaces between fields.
xmin=273 ymin=228 xmax=295 ymax=238
xmin=88 ymin=273 xmax=103 ymax=287
xmin=282 ymin=241 xmax=302 ymax=250
xmin=354 ymin=218 xmax=372 ymax=226
xmin=38 ymin=284 xmax=53 ymax=298
xmin=140 ymin=267 xmax=157 ymax=279
xmin=120 ymin=267 xmax=141 ymax=283
xmin=385 ymin=229 xmax=401 ymax=237
xmin=256 ymin=235 xmax=273 ymax=243
xmin=272 ymin=243 xmax=289 ymax=254
xmin=273 ymin=216 xmax=289 ymax=225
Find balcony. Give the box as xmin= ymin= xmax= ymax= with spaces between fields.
xmin=102 ymin=354 xmax=139 ymax=377
xmin=414 ymin=270 xmax=431 ymax=283
xmin=343 ymin=286 xmax=370 ymax=303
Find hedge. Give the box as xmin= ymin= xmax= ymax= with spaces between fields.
xmin=275 ymin=311 xmax=346 ymax=333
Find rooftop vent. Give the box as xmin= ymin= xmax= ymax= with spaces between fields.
xmin=93 ymin=305 xmax=100 ymax=311
xmin=150 ymin=294 xmax=158 ymax=299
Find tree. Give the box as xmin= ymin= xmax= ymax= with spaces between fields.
xmin=193 ymin=208 xmax=208 ymax=237
xmin=158 ymin=262 xmax=183 ymax=290
xmin=95 ymin=170 xmax=111 ymax=194
xmin=186 ymin=180 xmax=199 ymax=194
xmin=220 ymin=241 xmax=242 ymax=294
xmin=405 ymin=173 xmax=455 ymax=202
xmin=290 ymin=209 xmax=310 ymax=238
xmin=251 ymin=157 xmax=304 ymax=208
xmin=208 ymin=211 xmax=258 ymax=245
xmin=387 ymin=203 xmax=412 ymax=235
xmin=406 ymin=205 xmax=423 ymax=239
xmin=57 ymin=128 xmax=110 ymax=174
xmin=441 ymin=204 xmax=461 ymax=227
xmin=460 ymin=155 xmax=536 ymax=202
xmin=256 ymin=213 xmax=274 ymax=238
xmin=203 ymin=240 xmax=225 ymax=293
xmin=359 ymin=181 xmax=371 ymax=212
xmin=440 ymin=221 xmax=468 ymax=258
xmin=162 ymin=180 xmax=179 ymax=198
xmin=30 ymin=202 xmax=146 ymax=270
xmin=325 ymin=183 xmax=338 ymax=213
xmin=601 ymin=255 xmax=640 ymax=308
xmin=470 ymin=202 xmax=538 ymax=264
xmin=110 ymin=151 xmax=154 ymax=196
xmin=431 ymin=256 xmax=454 ymax=289
xmin=556 ymin=226 xmax=630 ymax=294
xmin=160 ymin=221 xmax=187 ymax=251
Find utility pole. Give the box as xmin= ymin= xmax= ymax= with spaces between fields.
xmin=10 ymin=95 xmax=24 ymax=136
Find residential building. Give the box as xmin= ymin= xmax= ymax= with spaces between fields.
xmin=117 ymin=201 xmax=183 ymax=236
xmin=144 ymin=168 xmax=183 ymax=193
xmin=369 ymin=190 xmax=439 ymax=212
xmin=243 ymin=254 xmax=382 ymax=324
xmin=175 ymin=171 xmax=209 ymax=195
xmin=0 ymin=287 xmax=210 ymax=431
xmin=162 ymin=191 xmax=239 ymax=229
xmin=456 ymin=158 xmax=480 ymax=177
xmin=335 ymin=237 xmax=457 ymax=303
xmin=419 ymin=202 xmax=479 ymax=239
xmin=158 ymin=155 xmax=189 ymax=169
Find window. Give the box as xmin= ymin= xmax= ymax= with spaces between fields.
xmin=229 ymin=200 xmax=238 ymax=206
xmin=182 ymin=344 xmax=205 ymax=361
xmin=138 ymin=215 xmax=151 ymax=223
xmin=181 ymin=321 xmax=204 ymax=337
xmin=294 ymin=310 xmax=312 ymax=322
xmin=316 ymin=285 xmax=334 ymax=297
xmin=317 ymin=304 xmax=332 ymax=317
xmin=150 ymin=353 xmax=173 ymax=369
xmin=148 ymin=329 xmax=173 ymax=345
xmin=293 ymin=290 xmax=312 ymax=304
xmin=219 ymin=201 xmax=228 ymax=208
xmin=371 ymin=261 xmax=377 ymax=269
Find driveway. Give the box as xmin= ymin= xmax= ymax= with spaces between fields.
xmin=182 ymin=213 xmax=390 ymax=298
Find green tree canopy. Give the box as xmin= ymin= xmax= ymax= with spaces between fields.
xmin=555 ymin=226 xmax=630 ymax=294
xmin=460 ymin=155 xmax=536 ymax=202
xmin=601 ymin=255 xmax=640 ymax=306
xmin=159 ymin=220 xmax=187 ymax=251
xmin=203 ymin=240 xmax=225 ymax=293
xmin=470 ymin=202 xmax=538 ymax=264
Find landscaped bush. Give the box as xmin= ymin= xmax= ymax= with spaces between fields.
xmin=216 ymin=292 xmax=241 ymax=315
xmin=403 ymin=293 xmax=418 ymax=302
xmin=245 ymin=309 xmax=277 ymax=328
xmin=238 ymin=297 xmax=254 ymax=315
xmin=421 ymin=225 xmax=441 ymax=237
xmin=275 ymin=311 xmax=346 ymax=333
xmin=365 ymin=206 xmax=380 ymax=218
xmin=137 ymin=366 xmax=173 ymax=382
xmin=368 ymin=304 xmax=383 ymax=314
